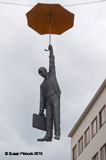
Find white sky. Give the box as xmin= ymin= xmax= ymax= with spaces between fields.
xmin=0 ymin=0 xmax=106 ymax=160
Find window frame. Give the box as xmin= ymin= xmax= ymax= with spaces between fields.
xmin=91 ymin=116 xmax=98 ymax=138
xmin=99 ymin=105 xmax=106 ymax=128
xmin=73 ymin=144 xmax=77 ymax=160
xmin=100 ymin=143 xmax=106 ymax=160
xmin=78 ymin=136 xmax=83 ymax=155
xmin=84 ymin=126 xmax=90 ymax=147
xmin=92 ymin=152 xmax=98 ymax=160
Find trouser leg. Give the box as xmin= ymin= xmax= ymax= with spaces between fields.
xmin=53 ymin=96 xmax=60 ymax=136
xmin=45 ymin=105 xmax=53 ymax=138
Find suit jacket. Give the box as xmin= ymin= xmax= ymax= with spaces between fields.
xmin=40 ymin=50 xmax=61 ymax=111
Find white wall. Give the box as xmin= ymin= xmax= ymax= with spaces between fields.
xmin=71 ymin=87 xmax=106 ymax=160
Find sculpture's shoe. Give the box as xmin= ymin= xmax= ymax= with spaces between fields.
xmin=37 ymin=137 xmax=52 ymax=142
xmin=54 ymin=135 xmax=60 ymax=140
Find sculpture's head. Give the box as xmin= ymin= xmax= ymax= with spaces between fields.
xmin=38 ymin=67 xmax=47 ymax=78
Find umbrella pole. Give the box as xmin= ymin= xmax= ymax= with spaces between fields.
xmin=49 ymin=14 xmax=51 ymax=45
xmin=44 ymin=14 xmax=51 ymax=51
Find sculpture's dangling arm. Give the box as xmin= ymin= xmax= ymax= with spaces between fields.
xmin=48 ymin=45 xmax=55 ymax=74
xmin=39 ymin=86 xmax=45 ymax=116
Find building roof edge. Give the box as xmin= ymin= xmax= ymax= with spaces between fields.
xmin=68 ymin=79 xmax=106 ymax=137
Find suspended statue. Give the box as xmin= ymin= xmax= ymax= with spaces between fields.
xmin=26 ymin=3 xmax=74 ymax=142
xmin=37 ymin=44 xmax=61 ymax=141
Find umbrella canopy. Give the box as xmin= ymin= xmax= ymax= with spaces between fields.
xmin=26 ymin=3 xmax=74 ymax=45
xmin=26 ymin=3 xmax=74 ymax=34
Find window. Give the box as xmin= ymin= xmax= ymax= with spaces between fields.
xmin=84 ymin=127 xmax=90 ymax=147
xmin=78 ymin=136 xmax=83 ymax=155
xmin=73 ymin=144 xmax=77 ymax=160
xmin=92 ymin=152 xmax=98 ymax=160
xmin=99 ymin=105 xmax=106 ymax=127
xmin=100 ymin=144 xmax=106 ymax=160
xmin=91 ymin=117 xmax=98 ymax=138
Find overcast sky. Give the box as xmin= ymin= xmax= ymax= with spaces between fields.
xmin=0 ymin=0 xmax=106 ymax=160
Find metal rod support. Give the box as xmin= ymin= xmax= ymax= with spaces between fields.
xmin=49 ymin=14 xmax=51 ymax=45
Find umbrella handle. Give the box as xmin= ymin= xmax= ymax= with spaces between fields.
xmin=49 ymin=34 xmax=51 ymax=45
xmin=44 ymin=49 xmax=49 ymax=51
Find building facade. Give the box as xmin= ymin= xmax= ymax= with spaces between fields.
xmin=68 ymin=79 xmax=106 ymax=160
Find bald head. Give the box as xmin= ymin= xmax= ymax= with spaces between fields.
xmin=38 ymin=67 xmax=47 ymax=78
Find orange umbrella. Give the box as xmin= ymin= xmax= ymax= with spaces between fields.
xmin=26 ymin=3 xmax=74 ymax=46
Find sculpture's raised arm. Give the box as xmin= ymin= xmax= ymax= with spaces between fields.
xmin=48 ymin=45 xmax=55 ymax=75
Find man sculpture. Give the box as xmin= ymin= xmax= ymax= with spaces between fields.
xmin=37 ymin=45 xmax=61 ymax=142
